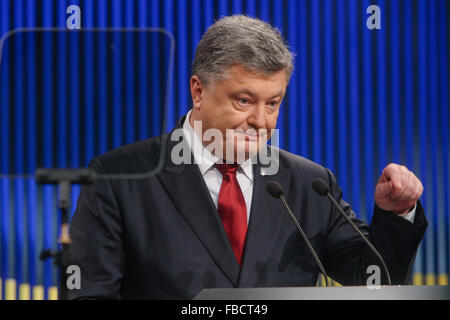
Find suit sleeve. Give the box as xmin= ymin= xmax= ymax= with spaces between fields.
xmin=67 ymin=158 xmax=125 ymax=299
xmin=323 ymin=169 xmax=427 ymax=285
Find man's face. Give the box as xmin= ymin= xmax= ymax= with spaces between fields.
xmin=190 ymin=64 xmax=287 ymax=162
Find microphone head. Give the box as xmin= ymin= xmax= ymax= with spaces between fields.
xmin=312 ymin=178 xmax=330 ymax=196
xmin=266 ymin=181 xmax=285 ymax=198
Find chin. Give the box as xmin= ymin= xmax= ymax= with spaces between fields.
xmin=236 ymin=141 xmax=263 ymax=162
xmin=222 ymin=135 xmax=268 ymax=163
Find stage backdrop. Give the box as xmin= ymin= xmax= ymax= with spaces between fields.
xmin=0 ymin=0 xmax=448 ymax=299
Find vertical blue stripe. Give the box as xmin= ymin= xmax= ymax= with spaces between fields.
xmin=273 ymin=1 xmax=284 ymax=149
xmin=323 ymin=0 xmax=334 ymax=171
xmin=337 ymin=0 xmax=348 ymax=195
xmin=138 ymin=0 xmax=149 ymax=139
xmin=245 ymin=0 xmax=256 ymax=17
xmin=42 ymin=0 xmax=54 ymax=299
xmin=203 ymin=0 xmax=214 ymax=29
xmin=14 ymin=178 xmax=25 ymax=296
xmin=84 ymin=0 xmax=95 ymax=160
xmin=26 ymin=0 xmax=37 ymax=294
xmin=112 ymin=0 xmax=123 ymax=147
xmin=390 ymin=0 xmax=401 ymax=163
xmin=1 ymin=0 xmax=11 ymax=298
xmin=124 ymin=0 xmax=135 ymax=144
xmin=177 ymin=0 xmax=189 ymax=118
xmin=151 ymin=0 xmax=161 ymax=137
xmin=232 ymin=0 xmax=242 ymax=14
xmin=0 ymin=0 xmax=10 ymax=168
xmin=57 ymin=0 xmax=67 ymax=168
xmin=404 ymin=0 xmax=423 ymax=277
xmin=403 ymin=0 xmax=414 ymax=177
xmin=218 ymin=0 xmax=228 ymax=18
xmin=311 ymin=0 xmax=322 ymax=164
xmin=27 ymin=177 xmax=37 ymax=291
xmin=0 ymin=180 xmax=10 ymax=293
xmin=0 ymin=1 xmax=11 ymax=300
xmin=418 ymin=0 xmax=433 ymax=277
xmin=164 ymin=0 xmax=175 ymax=131
xmin=427 ymin=0 xmax=443 ymax=277
xmin=13 ymin=0 xmax=25 ymax=296
xmin=348 ymin=0 xmax=361 ymax=218
xmin=298 ymin=0 xmax=308 ymax=158
xmin=68 ymin=0 xmax=82 ymax=263
xmin=259 ymin=0 xmax=269 ymax=23
xmin=362 ymin=0 xmax=374 ymax=221
xmin=414 ymin=5 xmax=427 ymax=279
xmin=377 ymin=0 xmax=387 ymax=170
xmin=191 ymin=0 xmax=201 ymax=59
xmin=57 ymin=2 xmax=68 ymax=260
xmin=97 ymin=0 xmax=108 ymax=154
xmin=287 ymin=0 xmax=298 ymax=154
xmin=69 ymin=29 xmax=80 ymax=168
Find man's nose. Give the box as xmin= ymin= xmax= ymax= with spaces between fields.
xmin=247 ymin=104 xmax=266 ymax=128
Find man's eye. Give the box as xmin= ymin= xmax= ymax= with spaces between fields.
xmin=267 ymin=101 xmax=277 ymax=108
xmin=238 ymin=98 xmax=250 ymax=106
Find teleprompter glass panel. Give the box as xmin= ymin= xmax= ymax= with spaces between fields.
xmin=0 ymin=29 xmax=173 ymax=179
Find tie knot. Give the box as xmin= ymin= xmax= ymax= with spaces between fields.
xmin=215 ymin=163 xmax=239 ymax=175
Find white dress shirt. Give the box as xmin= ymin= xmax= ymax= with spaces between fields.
xmin=181 ymin=110 xmax=416 ymax=224
xmin=182 ymin=110 xmax=254 ymax=223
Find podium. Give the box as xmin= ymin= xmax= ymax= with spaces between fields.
xmin=194 ymin=285 xmax=449 ymax=300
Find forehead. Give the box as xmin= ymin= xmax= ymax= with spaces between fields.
xmin=213 ymin=64 xmax=288 ymax=96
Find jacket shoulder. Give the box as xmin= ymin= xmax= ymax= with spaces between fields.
xmin=277 ymin=148 xmax=330 ymax=180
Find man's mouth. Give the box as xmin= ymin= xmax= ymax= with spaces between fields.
xmin=234 ymin=129 xmax=259 ymax=141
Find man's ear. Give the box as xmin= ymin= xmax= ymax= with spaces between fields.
xmin=190 ymin=75 xmax=204 ymax=111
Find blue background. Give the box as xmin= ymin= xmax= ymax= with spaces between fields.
xmin=0 ymin=0 xmax=448 ymax=299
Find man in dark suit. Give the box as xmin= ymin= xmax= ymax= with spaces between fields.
xmin=68 ymin=15 xmax=427 ymax=300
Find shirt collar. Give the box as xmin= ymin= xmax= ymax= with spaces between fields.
xmin=182 ymin=110 xmax=253 ymax=181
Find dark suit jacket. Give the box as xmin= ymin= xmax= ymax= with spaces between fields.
xmin=68 ymin=116 xmax=427 ymax=299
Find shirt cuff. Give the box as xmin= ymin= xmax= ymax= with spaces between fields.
xmin=397 ymin=203 xmax=417 ymax=223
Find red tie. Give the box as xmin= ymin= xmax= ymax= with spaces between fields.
xmin=215 ymin=164 xmax=248 ymax=267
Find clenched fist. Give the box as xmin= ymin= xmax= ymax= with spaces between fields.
xmin=374 ymin=163 xmax=423 ymax=215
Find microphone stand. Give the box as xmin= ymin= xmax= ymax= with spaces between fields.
xmin=36 ymin=168 xmax=95 ymax=300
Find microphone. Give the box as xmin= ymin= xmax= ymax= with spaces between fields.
xmin=312 ymin=178 xmax=392 ymax=285
xmin=267 ymin=181 xmax=329 ymax=287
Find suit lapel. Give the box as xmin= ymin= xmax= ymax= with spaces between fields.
xmin=156 ymin=120 xmax=240 ymax=286
xmin=238 ymin=161 xmax=292 ymax=287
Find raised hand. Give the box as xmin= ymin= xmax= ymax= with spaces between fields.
xmin=374 ymin=163 xmax=423 ymax=215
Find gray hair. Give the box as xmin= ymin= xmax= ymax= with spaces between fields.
xmin=192 ymin=15 xmax=294 ymax=86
